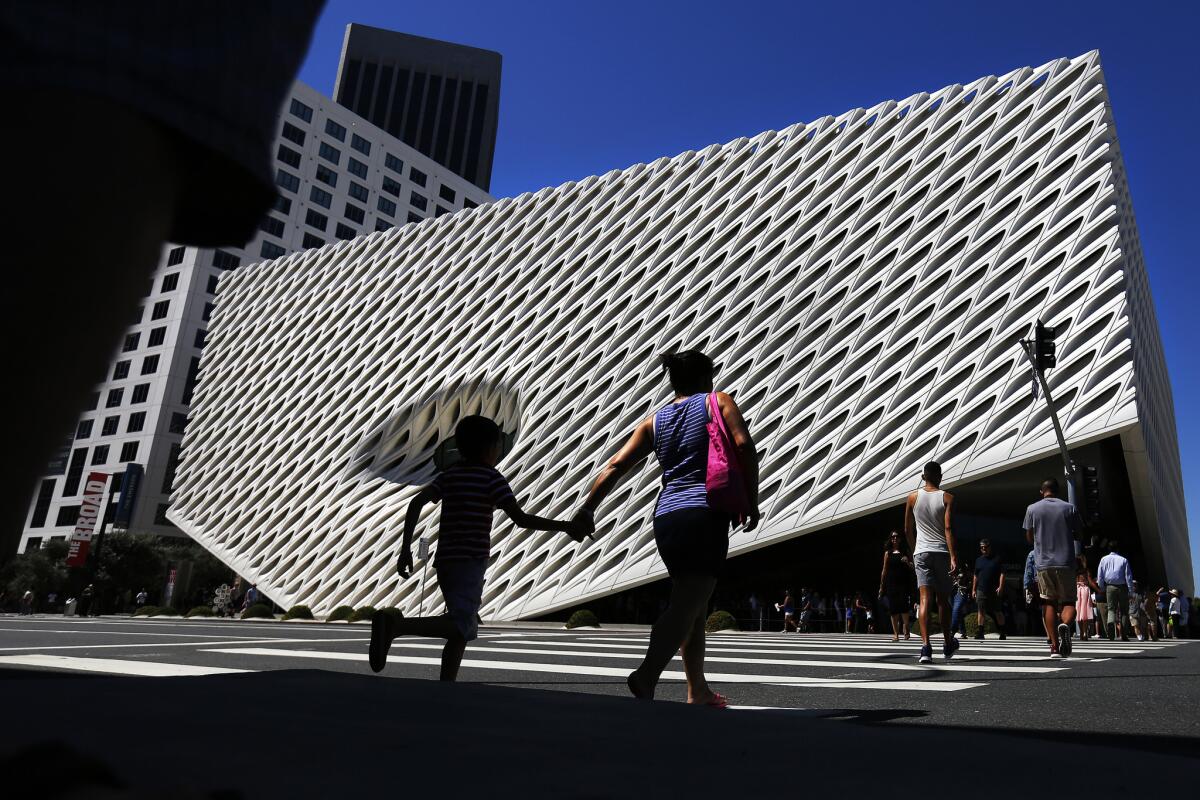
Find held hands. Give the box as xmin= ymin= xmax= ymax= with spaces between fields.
xmin=566 ymin=509 xmax=597 ymax=542
xmin=397 ymin=546 xmax=414 ymax=579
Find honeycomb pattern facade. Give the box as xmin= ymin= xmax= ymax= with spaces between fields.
xmin=168 ymin=51 xmax=1191 ymax=614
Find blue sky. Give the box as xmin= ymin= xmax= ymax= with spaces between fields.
xmin=299 ymin=0 xmax=1199 ymax=585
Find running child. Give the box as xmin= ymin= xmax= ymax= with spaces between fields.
xmin=369 ymin=415 xmax=587 ymax=680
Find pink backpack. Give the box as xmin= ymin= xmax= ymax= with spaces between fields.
xmin=705 ymin=392 xmax=751 ymax=519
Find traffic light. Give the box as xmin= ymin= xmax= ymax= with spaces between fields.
xmin=1034 ymin=319 xmax=1057 ymax=371
xmin=1082 ymin=465 xmax=1100 ymax=523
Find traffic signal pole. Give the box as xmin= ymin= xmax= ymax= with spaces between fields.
xmin=1019 ymin=337 xmax=1076 ymax=481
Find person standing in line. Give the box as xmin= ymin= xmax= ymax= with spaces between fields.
xmin=949 ymin=563 xmax=972 ymax=639
xmin=1096 ymin=542 xmax=1133 ymax=641
xmin=1023 ymin=477 xmax=1082 ymax=658
xmin=878 ymin=531 xmax=914 ymax=642
xmin=972 ymin=539 xmax=1007 ymax=640
xmin=844 ymin=597 xmax=854 ymax=634
xmin=798 ymin=588 xmax=814 ymax=633
xmin=776 ymin=589 xmax=797 ymax=633
xmin=1167 ymin=590 xmax=1182 ymax=638
xmin=1022 ymin=549 xmax=1040 ymax=636
xmin=903 ymin=461 xmax=959 ymax=664
xmin=1156 ymin=586 xmax=1171 ymax=637
xmin=572 ymin=351 xmax=760 ymax=707
xmin=1128 ymin=581 xmax=1148 ymax=641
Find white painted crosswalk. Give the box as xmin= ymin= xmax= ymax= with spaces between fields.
xmin=0 ymin=654 xmax=249 ymax=676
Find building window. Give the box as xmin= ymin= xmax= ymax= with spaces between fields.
xmin=318 ymin=142 xmax=341 ymax=164
xmin=151 ymin=300 xmax=169 ymax=320
xmin=131 ymin=384 xmax=149 ymax=403
xmin=335 ymin=223 xmax=356 ymax=241
xmin=407 ymin=212 xmax=422 ymax=224
xmin=325 ymin=119 xmax=346 ymax=141
xmin=302 ymin=233 xmax=325 ymax=249
xmin=91 ymin=445 xmax=109 ymax=465
xmin=289 ymin=98 xmax=313 ymax=122
xmin=148 ymin=327 xmax=166 ymax=347
xmin=305 ymin=209 xmax=328 ymax=231
xmin=315 ymin=164 xmax=337 ymax=188
xmin=409 ymin=167 xmax=427 ymax=187
xmin=182 ymin=356 xmax=201 ymax=405
xmin=377 ymin=197 xmax=396 ymax=217
xmin=385 ymin=153 xmax=404 ymax=173
xmin=123 ymin=333 xmax=140 ymax=352
xmin=132 ymin=306 xmax=144 ymax=324
xmin=351 ymin=133 xmax=371 ymax=155
xmin=381 ymin=176 xmax=401 ymax=197
xmin=276 ymin=169 xmax=300 ymax=193
xmin=344 ymin=203 xmax=365 ymax=224
xmin=169 ymin=412 xmax=188 ymax=434
xmin=463 ymin=198 xmax=478 ymax=210
xmin=127 ymin=411 xmax=146 ymax=433
xmin=119 ymin=441 xmax=139 ymax=462
xmin=113 ymin=360 xmax=131 ymax=380
xmin=76 ymin=419 xmax=93 ymax=439
xmin=439 ymin=185 xmax=456 ymax=203
xmin=106 ymin=389 xmax=123 ymax=408
xmin=202 ymin=302 xmax=214 ymax=322
xmin=309 ymin=186 xmax=332 ymax=209
xmin=276 ymin=144 xmax=302 ymax=168
xmin=409 ymin=191 xmax=428 ymax=211
xmin=29 ymin=479 xmax=56 ymax=528
xmin=348 ymin=157 xmax=368 ymax=178
xmin=166 ymin=246 xmax=185 ymax=266
xmin=141 ymin=355 xmax=159 ymax=375
xmin=86 ymin=391 xmax=100 ymax=411
xmin=63 ymin=448 xmax=88 ymax=495
xmin=349 ymin=182 xmax=369 ymax=202
xmin=260 ymin=216 xmax=286 ymax=237
xmin=436 ymin=205 xmax=451 ymax=217
xmin=56 ymin=506 xmax=81 ymax=527
xmin=261 ymin=241 xmax=286 ymax=259
xmin=160 ymin=272 xmax=179 ymax=292
xmin=102 ymin=416 xmax=119 ymax=436
xmin=162 ymin=443 xmax=182 ymax=494
xmin=154 ymin=503 xmax=171 ymax=525
xmin=377 ymin=219 xmax=394 ymax=232
xmin=212 ymin=250 xmax=240 ymax=270
xmin=281 ymin=122 xmax=306 ymax=145
xmin=273 ymin=195 xmax=292 ymax=214
xmin=194 ymin=329 xmax=206 ymax=348
xmin=206 ymin=275 xmax=219 ymax=293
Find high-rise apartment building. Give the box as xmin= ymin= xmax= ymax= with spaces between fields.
xmin=334 ymin=24 xmax=502 ymax=192
xmin=17 ymin=80 xmax=492 ymax=554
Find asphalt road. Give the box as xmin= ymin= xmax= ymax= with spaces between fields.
xmin=2 ymin=615 xmax=1196 ymax=797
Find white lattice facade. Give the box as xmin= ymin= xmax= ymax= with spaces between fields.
xmin=168 ymin=51 xmax=1191 ymax=615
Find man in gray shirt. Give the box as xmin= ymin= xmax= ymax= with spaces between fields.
xmin=1023 ymin=477 xmax=1082 ymax=658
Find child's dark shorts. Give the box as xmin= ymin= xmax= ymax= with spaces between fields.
xmin=435 ymin=558 xmax=487 ymax=641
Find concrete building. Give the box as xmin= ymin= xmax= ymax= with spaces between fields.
xmin=18 ymin=80 xmax=492 ymax=554
xmin=168 ymin=51 xmax=1192 ymax=617
xmin=334 ymin=24 xmax=502 ymax=191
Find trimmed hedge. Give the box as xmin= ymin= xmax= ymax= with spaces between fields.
xmin=705 ymin=610 xmax=738 ymax=633
xmin=132 ymin=606 xmax=161 ymax=617
xmin=348 ymin=606 xmax=377 ymax=623
xmin=565 ymin=610 xmax=599 ymax=629
xmin=241 ymin=603 xmax=274 ymax=619
xmin=327 ymin=605 xmax=355 ymax=622
xmin=186 ymin=606 xmax=214 ymax=618
xmin=282 ymin=604 xmax=314 ymax=621
xmin=963 ymin=615 xmax=1000 ymax=637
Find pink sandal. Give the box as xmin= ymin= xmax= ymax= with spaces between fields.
xmin=704 ymin=692 xmax=730 ymax=709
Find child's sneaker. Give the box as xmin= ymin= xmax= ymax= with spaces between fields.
xmin=369 ymin=611 xmax=395 ymax=673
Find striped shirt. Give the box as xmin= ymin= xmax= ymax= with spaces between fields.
xmin=653 ymin=393 xmax=710 ymax=516
xmin=428 ymin=464 xmax=515 ymax=564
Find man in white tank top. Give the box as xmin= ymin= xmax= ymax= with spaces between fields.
xmin=904 ymin=461 xmax=960 ymax=663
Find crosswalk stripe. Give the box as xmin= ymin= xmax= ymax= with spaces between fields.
xmin=202 ymin=647 xmax=986 ymax=691
xmin=0 ymin=654 xmax=251 ymax=676
xmin=0 ymin=637 xmax=365 ymax=653
xmin=580 ymin=635 xmax=1155 ymax=655
xmin=489 ymin=639 xmax=1095 ymax=663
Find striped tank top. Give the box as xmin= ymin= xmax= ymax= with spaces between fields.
xmin=653 ymin=393 xmax=710 ymax=516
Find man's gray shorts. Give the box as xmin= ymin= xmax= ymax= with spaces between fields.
xmin=914 ymin=551 xmax=953 ymax=595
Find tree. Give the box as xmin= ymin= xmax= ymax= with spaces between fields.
xmin=96 ymin=533 xmax=166 ymax=605
xmin=1 ymin=547 xmax=67 ymax=606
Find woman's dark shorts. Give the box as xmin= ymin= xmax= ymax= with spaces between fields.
xmin=653 ymin=507 xmax=731 ymax=579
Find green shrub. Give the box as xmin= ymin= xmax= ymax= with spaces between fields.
xmin=185 ymin=606 xmax=214 ymax=618
xmin=132 ymin=606 xmax=160 ymax=617
xmin=348 ymin=605 xmax=377 ymax=623
xmin=241 ymin=603 xmax=274 ymax=620
xmin=705 ymin=610 xmax=738 ymax=633
xmin=565 ymin=610 xmax=599 ymax=629
xmin=282 ymin=604 xmax=314 ymax=620
xmin=327 ymin=605 xmax=355 ymax=622
xmin=148 ymin=607 xmax=175 ymax=617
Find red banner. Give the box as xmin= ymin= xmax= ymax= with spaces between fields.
xmin=66 ymin=471 xmax=110 ymax=567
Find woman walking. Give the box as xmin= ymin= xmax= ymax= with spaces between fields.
xmin=572 ymin=350 xmax=759 ymax=707
xmin=878 ymin=531 xmax=914 ymax=641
